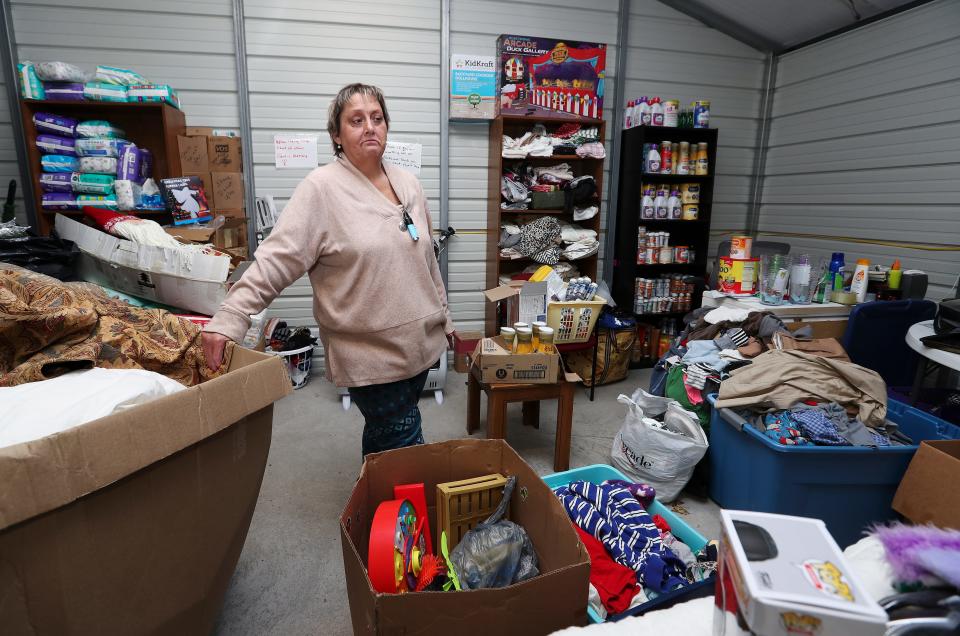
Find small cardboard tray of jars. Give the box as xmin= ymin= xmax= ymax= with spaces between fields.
xmin=471 ymin=335 xmax=565 ymax=384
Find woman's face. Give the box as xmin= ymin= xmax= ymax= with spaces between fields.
xmin=334 ymin=94 xmax=388 ymax=164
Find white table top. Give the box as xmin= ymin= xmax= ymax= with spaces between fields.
xmin=701 ymin=291 xmax=852 ymax=320
xmin=906 ymin=319 xmax=960 ymax=372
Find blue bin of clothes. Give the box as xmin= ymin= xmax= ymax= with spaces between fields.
xmin=706 ymin=395 xmax=960 ymax=548
xmin=542 ymin=464 xmax=715 ymax=623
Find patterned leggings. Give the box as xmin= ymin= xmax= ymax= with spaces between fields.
xmin=348 ymin=368 xmax=430 ymax=457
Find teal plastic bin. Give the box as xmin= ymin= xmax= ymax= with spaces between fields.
xmin=706 ymin=395 xmax=960 ymax=548
xmin=543 ymin=464 xmax=715 ymax=623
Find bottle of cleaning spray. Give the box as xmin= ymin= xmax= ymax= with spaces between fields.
xmin=850 ymin=258 xmax=870 ymax=303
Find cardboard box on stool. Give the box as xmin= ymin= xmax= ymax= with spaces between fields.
xmin=471 ymin=336 xmax=561 ymax=384
xmin=716 ymin=510 xmax=888 ymax=636
xmin=0 ymin=348 xmax=292 ymax=635
xmin=340 ymin=439 xmax=590 ymax=635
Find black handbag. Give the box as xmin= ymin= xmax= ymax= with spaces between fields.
xmin=933 ymin=298 xmax=960 ymax=335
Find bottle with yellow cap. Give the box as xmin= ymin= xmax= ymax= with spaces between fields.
xmin=850 ymin=258 xmax=870 ymax=303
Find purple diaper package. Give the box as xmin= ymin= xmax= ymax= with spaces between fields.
xmin=36 ymin=134 xmax=76 ymax=156
xmin=116 ymin=143 xmax=142 ymax=180
xmin=33 ymin=112 xmax=78 ymax=137
xmin=41 ymin=192 xmax=79 ymax=210
xmin=39 ymin=172 xmax=75 ymax=193
xmin=138 ymin=148 xmax=154 ymax=182
xmin=42 ymin=82 xmax=85 ymax=101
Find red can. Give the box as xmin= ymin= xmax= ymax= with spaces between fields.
xmin=645 ymin=247 xmax=658 ymax=264
xmin=674 ymin=245 xmax=689 ymax=264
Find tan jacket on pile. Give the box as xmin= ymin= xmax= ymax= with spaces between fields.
xmin=204 ymin=157 xmax=453 ymax=387
xmin=715 ymin=349 xmax=887 ymax=426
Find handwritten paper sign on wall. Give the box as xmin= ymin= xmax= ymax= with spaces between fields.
xmin=274 ymin=134 xmax=318 ymax=169
xmin=382 ymin=141 xmax=422 ymax=176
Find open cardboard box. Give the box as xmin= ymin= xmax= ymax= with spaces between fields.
xmin=0 ymin=347 xmax=292 ymax=634
xmin=893 ymin=440 xmax=960 ymax=529
xmin=484 ymin=280 xmax=548 ymax=330
xmin=56 ymin=214 xmax=242 ymax=316
xmin=471 ymin=335 xmax=563 ymax=384
xmin=340 ymin=439 xmax=590 ymax=635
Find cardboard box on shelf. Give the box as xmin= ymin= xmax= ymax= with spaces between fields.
xmin=177 ymin=135 xmax=209 ymax=173
xmin=185 ymin=126 xmax=239 ymax=138
xmin=56 ymin=214 xmax=234 ymax=316
xmin=452 ymin=330 xmax=484 ymax=373
xmin=471 ymin=335 xmax=561 ymax=384
xmin=212 ymin=172 xmax=245 ymax=210
xmin=892 ymin=440 xmax=960 ymax=529
xmin=208 ymin=136 xmax=242 ymax=171
xmin=484 ymin=280 xmax=548 ymax=329
xmin=340 ymin=438 xmax=590 ymax=635
xmin=218 ymin=208 xmax=247 ymax=220
xmin=718 ymin=510 xmax=888 ymax=636
xmin=0 ymin=347 xmax=292 ymax=635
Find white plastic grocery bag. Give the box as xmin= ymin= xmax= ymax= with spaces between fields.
xmin=610 ymin=388 xmax=708 ymax=502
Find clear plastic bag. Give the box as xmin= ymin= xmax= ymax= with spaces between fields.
xmin=448 ymin=476 xmax=539 ymax=589
xmin=34 ymin=61 xmax=90 ymax=83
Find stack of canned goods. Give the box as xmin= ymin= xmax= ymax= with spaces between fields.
xmin=636 ymin=227 xmax=670 ymax=264
xmin=643 ymin=142 xmax=709 ymax=176
xmin=633 ymin=274 xmax=696 ymax=315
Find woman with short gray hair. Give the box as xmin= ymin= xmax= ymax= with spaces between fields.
xmin=202 ymin=83 xmax=455 ymax=457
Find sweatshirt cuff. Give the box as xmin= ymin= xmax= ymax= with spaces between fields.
xmin=203 ymin=308 xmax=251 ymax=343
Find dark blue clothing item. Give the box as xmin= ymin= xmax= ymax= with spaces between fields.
xmin=349 ymin=368 xmax=430 ymax=457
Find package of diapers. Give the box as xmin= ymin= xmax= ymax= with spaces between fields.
xmin=116 ymin=143 xmax=142 ymax=180
xmin=83 ymin=82 xmax=128 ymax=102
xmin=127 ymin=84 xmax=180 ymax=109
xmin=42 ymin=192 xmax=79 ymax=210
xmin=36 ymin=135 xmax=77 ymax=156
xmin=114 ymin=180 xmax=142 ymax=211
xmin=76 ymin=137 xmax=129 ymax=157
xmin=74 ymin=173 xmax=115 ymax=195
xmin=94 ymin=65 xmax=148 ymax=86
xmin=139 ymin=148 xmax=154 ymax=182
xmin=79 ymin=156 xmax=118 ymax=175
xmin=42 ymin=82 xmax=85 ymax=100
xmin=17 ymin=62 xmax=45 ymax=100
xmin=33 ymin=112 xmax=78 ymax=137
xmin=75 ymin=120 xmax=125 ymax=139
xmin=77 ymin=195 xmax=118 ymax=210
xmin=35 ymin=61 xmax=89 ymax=83
xmin=39 ymin=172 xmax=74 ymax=193
xmin=41 ymin=154 xmax=79 ymax=173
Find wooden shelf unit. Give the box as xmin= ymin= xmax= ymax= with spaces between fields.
xmin=611 ymin=125 xmax=719 ymax=314
xmin=486 ymin=115 xmax=606 ymax=334
xmin=20 ymin=99 xmax=186 ymax=235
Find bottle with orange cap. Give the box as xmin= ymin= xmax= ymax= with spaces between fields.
xmin=888 ymin=260 xmax=902 ymax=290
xmin=850 ymin=258 xmax=870 ymax=303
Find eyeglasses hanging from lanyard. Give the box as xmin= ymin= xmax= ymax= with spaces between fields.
xmin=399 ymin=206 xmax=419 ymax=242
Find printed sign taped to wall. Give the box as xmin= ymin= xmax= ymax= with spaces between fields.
xmin=383 ymin=141 xmax=422 ymax=176
xmin=274 ymin=134 xmax=318 ymax=169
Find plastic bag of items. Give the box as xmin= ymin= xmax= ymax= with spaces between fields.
xmin=449 ymin=476 xmax=539 ymax=589
xmin=0 ymin=233 xmax=79 ymax=280
xmin=611 ymin=387 xmax=708 ymax=502
xmin=34 ymin=61 xmax=90 ymax=83
xmin=500 ymin=173 xmax=529 ymax=204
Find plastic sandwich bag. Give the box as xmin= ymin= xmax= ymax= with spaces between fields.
xmin=611 ymin=388 xmax=708 ymax=502
xmin=449 ymin=476 xmax=539 ymax=589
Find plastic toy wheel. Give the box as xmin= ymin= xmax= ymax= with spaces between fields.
xmin=434 ymin=390 xmax=444 ymax=405
xmin=341 ymin=394 xmax=351 ymax=411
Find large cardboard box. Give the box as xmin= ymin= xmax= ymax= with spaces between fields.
xmin=340 ymin=439 xmax=590 ymax=635
xmin=717 ymin=510 xmax=887 ymax=636
xmin=0 ymin=347 xmax=292 ymax=634
xmin=177 ymin=135 xmax=209 ymax=173
xmin=208 ymin=136 xmax=243 ymax=171
xmin=472 ymin=335 xmax=561 ymax=384
xmin=892 ymin=440 xmax=960 ymax=529
xmin=211 ymin=171 xmax=245 ymax=210
xmin=56 ymin=214 xmax=233 ymax=316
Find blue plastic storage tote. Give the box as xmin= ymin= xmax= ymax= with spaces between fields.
xmin=542 ymin=464 xmax=715 ymax=624
xmin=706 ymin=395 xmax=960 ymax=548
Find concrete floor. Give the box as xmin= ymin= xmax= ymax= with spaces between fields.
xmin=213 ymin=368 xmax=721 ymax=636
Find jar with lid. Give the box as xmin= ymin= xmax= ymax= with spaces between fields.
xmin=515 ymin=327 xmax=534 ymax=354
xmin=500 ymin=326 xmax=516 ymax=352
xmin=531 ymin=321 xmax=547 ymax=350
xmin=537 ymin=326 xmax=556 ymax=354
xmin=695 ymin=143 xmax=709 ymax=175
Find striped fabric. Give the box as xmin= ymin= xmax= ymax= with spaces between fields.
xmin=553 ymin=481 xmax=688 ymax=593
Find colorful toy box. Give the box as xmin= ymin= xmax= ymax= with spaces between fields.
xmin=497 ymin=34 xmax=607 ymax=119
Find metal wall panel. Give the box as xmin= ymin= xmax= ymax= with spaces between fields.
xmin=761 ymin=0 xmax=960 ymax=299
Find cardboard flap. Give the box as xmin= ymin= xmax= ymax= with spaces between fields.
xmin=0 ymin=348 xmax=291 ymax=530
xmin=484 ymin=286 xmax=518 ymax=303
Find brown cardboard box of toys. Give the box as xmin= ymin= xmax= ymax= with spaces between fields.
xmin=340 ymin=439 xmax=590 ymax=635
xmin=0 ymin=348 xmax=292 ymax=634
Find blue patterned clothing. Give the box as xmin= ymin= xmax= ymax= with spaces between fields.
xmin=553 ymin=480 xmax=687 ymax=593
xmin=762 ymin=412 xmax=811 ymax=445
xmin=789 ymin=407 xmax=849 ymax=446
xmin=348 ymin=368 xmax=429 ymax=457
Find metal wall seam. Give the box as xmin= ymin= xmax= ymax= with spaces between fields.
xmin=440 ymin=0 xmax=450 ymax=284
xmin=232 ymin=0 xmax=257 ymax=252
xmin=0 ymin=0 xmax=34 ymax=229
xmin=746 ymin=51 xmax=777 ymax=236
xmin=601 ymin=0 xmax=630 ymax=286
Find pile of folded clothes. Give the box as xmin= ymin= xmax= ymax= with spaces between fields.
xmin=500 ymin=161 xmax=598 ymax=219
xmin=501 ymin=122 xmax=605 ymax=160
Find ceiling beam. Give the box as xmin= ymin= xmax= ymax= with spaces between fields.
xmin=655 ymin=0 xmax=781 ymax=52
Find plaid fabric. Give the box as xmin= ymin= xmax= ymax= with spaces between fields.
xmin=789 ymin=408 xmax=849 ymax=446
xmin=553 ymin=481 xmax=687 ymax=593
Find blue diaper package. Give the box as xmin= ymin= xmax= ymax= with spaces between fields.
xmin=39 ymin=172 xmax=74 ymax=193
xmin=43 ymin=82 xmax=85 ymax=101
xmin=78 ymin=194 xmax=118 ymax=210
xmin=17 ymin=62 xmax=45 ymax=100
xmin=33 ymin=112 xmax=78 ymax=137
xmin=36 ymin=135 xmax=77 ymax=156
xmin=127 ymin=84 xmax=181 ymax=109
xmin=41 ymin=192 xmax=79 ymax=210
xmin=76 ymin=137 xmax=129 ymax=157
xmin=41 ymin=155 xmax=80 ymax=173
xmin=117 ymin=143 xmax=142 ymax=180
xmin=95 ymin=65 xmax=148 ymax=86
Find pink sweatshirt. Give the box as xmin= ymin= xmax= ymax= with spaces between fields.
xmin=203 ymin=157 xmax=453 ymax=387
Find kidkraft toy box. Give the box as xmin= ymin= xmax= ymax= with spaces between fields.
xmin=497 ymin=34 xmax=607 ymax=119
